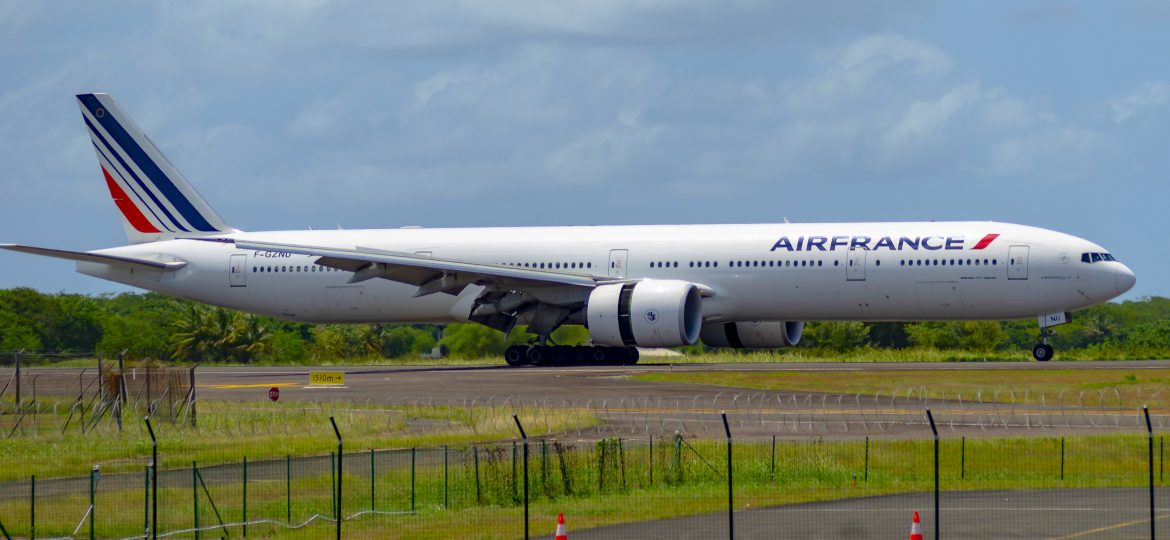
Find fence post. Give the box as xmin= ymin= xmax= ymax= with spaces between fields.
xmin=411 ymin=446 xmax=416 ymax=514
xmin=191 ymin=461 xmax=198 ymax=540
xmin=15 ymin=349 xmax=23 ymax=409
xmin=650 ymin=435 xmax=655 ymax=486
xmin=117 ymin=351 xmax=127 ymax=406
xmin=1060 ymin=437 xmax=1065 ymax=481
xmin=960 ymin=436 xmax=965 ymax=480
xmin=1161 ymin=436 xmax=1164 ymax=484
xmin=29 ymin=475 xmax=34 ymax=540
xmin=674 ymin=432 xmax=683 ymax=483
xmin=864 ymin=435 xmax=869 ymax=482
xmin=330 ymin=416 xmax=342 ymax=540
xmin=512 ymin=441 xmax=518 ymax=502
xmin=243 ymin=456 xmax=248 ymax=538
xmin=926 ymin=409 xmax=939 ymax=540
xmin=1145 ymin=406 xmax=1155 ymax=540
xmin=721 ymin=412 xmax=733 ymax=540
xmin=513 ymin=415 xmax=530 ymax=540
xmin=370 ymin=449 xmax=375 ymax=513
xmin=286 ymin=455 xmax=291 ymax=524
xmin=91 ymin=465 xmax=100 ymax=540
xmin=444 ymin=445 xmax=449 ymax=508
xmin=146 ymin=418 xmax=157 ymax=540
xmin=0 ymin=519 xmax=10 ymax=540
xmin=771 ymin=435 xmax=777 ymax=482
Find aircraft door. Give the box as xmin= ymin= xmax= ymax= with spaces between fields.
xmin=229 ymin=254 xmax=246 ymax=287
xmin=846 ymin=248 xmax=866 ymax=281
xmin=608 ymin=249 xmax=628 ymax=279
xmin=1008 ymin=245 xmax=1029 ymax=280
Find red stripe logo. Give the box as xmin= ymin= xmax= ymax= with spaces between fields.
xmin=971 ymin=233 xmax=999 ymax=250
xmin=102 ymin=167 xmax=160 ymax=233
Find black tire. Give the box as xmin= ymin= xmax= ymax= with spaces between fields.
xmin=550 ymin=346 xmax=572 ymax=366
xmin=590 ymin=347 xmax=608 ymax=363
xmin=504 ymin=345 xmax=528 ymax=367
xmin=527 ymin=346 xmax=550 ymax=366
xmin=1032 ymin=344 xmax=1054 ymax=362
xmin=568 ymin=346 xmax=586 ymax=365
xmin=622 ymin=347 xmax=640 ymax=366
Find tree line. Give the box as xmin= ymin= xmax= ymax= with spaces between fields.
xmin=0 ymin=287 xmax=1167 ymax=363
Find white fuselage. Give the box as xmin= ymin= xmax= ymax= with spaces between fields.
xmin=75 ymin=221 xmax=1135 ymax=328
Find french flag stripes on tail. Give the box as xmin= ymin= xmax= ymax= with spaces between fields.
xmin=77 ymin=93 xmax=232 ymax=244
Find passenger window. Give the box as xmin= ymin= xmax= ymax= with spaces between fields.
xmin=875 ymin=260 xmax=880 ymax=267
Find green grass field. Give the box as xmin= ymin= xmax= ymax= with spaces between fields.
xmin=0 ymin=434 xmax=1156 ymax=539
xmin=0 ymin=400 xmax=597 ymax=482
xmin=633 ymin=367 xmax=1170 ymax=409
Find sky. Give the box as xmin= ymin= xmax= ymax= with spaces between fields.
xmin=0 ymin=1 xmax=1167 ymax=299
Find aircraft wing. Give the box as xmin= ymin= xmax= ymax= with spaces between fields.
xmin=232 ymin=239 xmax=603 ymax=297
xmin=0 ymin=244 xmax=187 ymax=271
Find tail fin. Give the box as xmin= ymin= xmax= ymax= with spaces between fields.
xmin=77 ymin=93 xmax=233 ymax=244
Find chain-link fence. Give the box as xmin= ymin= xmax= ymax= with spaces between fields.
xmin=1 ymin=409 xmax=1168 ymax=539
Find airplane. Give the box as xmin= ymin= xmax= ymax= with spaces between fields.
xmin=1 ymin=93 xmax=1137 ymax=366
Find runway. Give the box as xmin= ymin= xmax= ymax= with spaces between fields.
xmin=189 ymin=360 xmax=1170 ymax=403
xmin=574 ymin=488 xmax=1170 ymax=539
xmin=8 ymin=360 xmax=1168 ymax=439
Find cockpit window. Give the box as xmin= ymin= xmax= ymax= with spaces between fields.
xmin=1081 ymin=252 xmax=1117 ymax=263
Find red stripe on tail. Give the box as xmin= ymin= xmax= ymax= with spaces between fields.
xmin=102 ymin=167 xmax=160 ymax=233
xmin=971 ymin=233 xmax=999 ymax=250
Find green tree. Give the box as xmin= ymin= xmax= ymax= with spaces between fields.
xmin=803 ymin=321 xmax=870 ymax=352
xmin=443 ymin=324 xmax=507 ymax=358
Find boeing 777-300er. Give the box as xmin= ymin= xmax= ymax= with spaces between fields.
xmin=0 ymin=94 xmax=1137 ymax=365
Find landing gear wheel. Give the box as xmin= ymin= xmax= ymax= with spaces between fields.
xmin=590 ymin=347 xmax=608 ymax=363
xmin=504 ymin=345 xmax=528 ymax=367
xmin=1032 ymin=344 xmax=1054 ymax=362
xmin=526 ymin=346 xmax=550 ymax=366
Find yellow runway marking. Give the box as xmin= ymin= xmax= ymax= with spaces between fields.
xmin=200 ymin=382 xmax=298 ymax=389
xmin=1051 ymin=513 xmax=1169 ymax=539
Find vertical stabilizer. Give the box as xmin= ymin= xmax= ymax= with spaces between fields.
xmin=76 ymin=93 xmax=233 ymax=243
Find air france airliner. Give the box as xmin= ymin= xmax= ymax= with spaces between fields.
xmin=1 ymin=94 xmax=1136 ymax=365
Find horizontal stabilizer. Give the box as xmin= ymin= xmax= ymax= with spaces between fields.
xmin=0 ymin=244 xmax=186 ymax=271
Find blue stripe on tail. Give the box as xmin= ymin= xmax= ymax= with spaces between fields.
xmin=84 ymin=115 xmax=188 ymax=232
xmin=77 ymin=94 xmax=218 ymax=232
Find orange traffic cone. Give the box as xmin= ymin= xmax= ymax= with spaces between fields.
xmin=555 ymin=512 xmax=568 ymax=540
xmin=909 ymin=511 xmax=923 ymax=540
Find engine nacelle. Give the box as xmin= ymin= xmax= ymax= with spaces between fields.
xmin=700 ymin=321 xmax=805 ymax=349
xmin=587 ymin=280 xmax=703 ymax=348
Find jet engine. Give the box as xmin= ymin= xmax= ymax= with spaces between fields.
xmin=587 ymin=280 xmax=703 ymax=348
xmin=700 ymin=321 xmax=805 ymax=349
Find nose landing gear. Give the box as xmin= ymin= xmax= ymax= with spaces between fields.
xmin=1032 ymin=312 xmax=1071 ymax=361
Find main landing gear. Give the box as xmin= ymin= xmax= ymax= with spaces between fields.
xmin=503 ymin=345 xmax=639 ymax=367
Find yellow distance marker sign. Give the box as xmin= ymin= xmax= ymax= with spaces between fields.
xmin=308 ymin=371 xmax=346 ymax=387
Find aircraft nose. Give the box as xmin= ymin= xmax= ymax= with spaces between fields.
xmin=1114 ymin=263 xmax=1136 ymax=295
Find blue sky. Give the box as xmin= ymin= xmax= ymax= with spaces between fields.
xmin=0 ymin=1 xmax=1166 ymax=299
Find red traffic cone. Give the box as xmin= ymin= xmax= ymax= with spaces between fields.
xmin=555 ymin=512 xmax=568 ymax=540
xmin=909 ymin=511 xmax=923 ymax=540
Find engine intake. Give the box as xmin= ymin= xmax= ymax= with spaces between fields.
xmin=587 ymin=280 xmax=703 ymax=348
xmin=700 ymin=321 xmax=804 ymax=349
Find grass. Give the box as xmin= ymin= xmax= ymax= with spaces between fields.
xmin=0 ymin=399 xmax=597 ymax=483
xmin=633 ymin=368 xmax=1170 ymax=409
xmin=0 ymin=434 xmax=1155 ymax=538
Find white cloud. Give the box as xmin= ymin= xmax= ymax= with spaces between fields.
xmin=1111 ymin=81 xmax=1169 ymax=123
xmin=883 ymin=83 xmax=983 ymax=156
